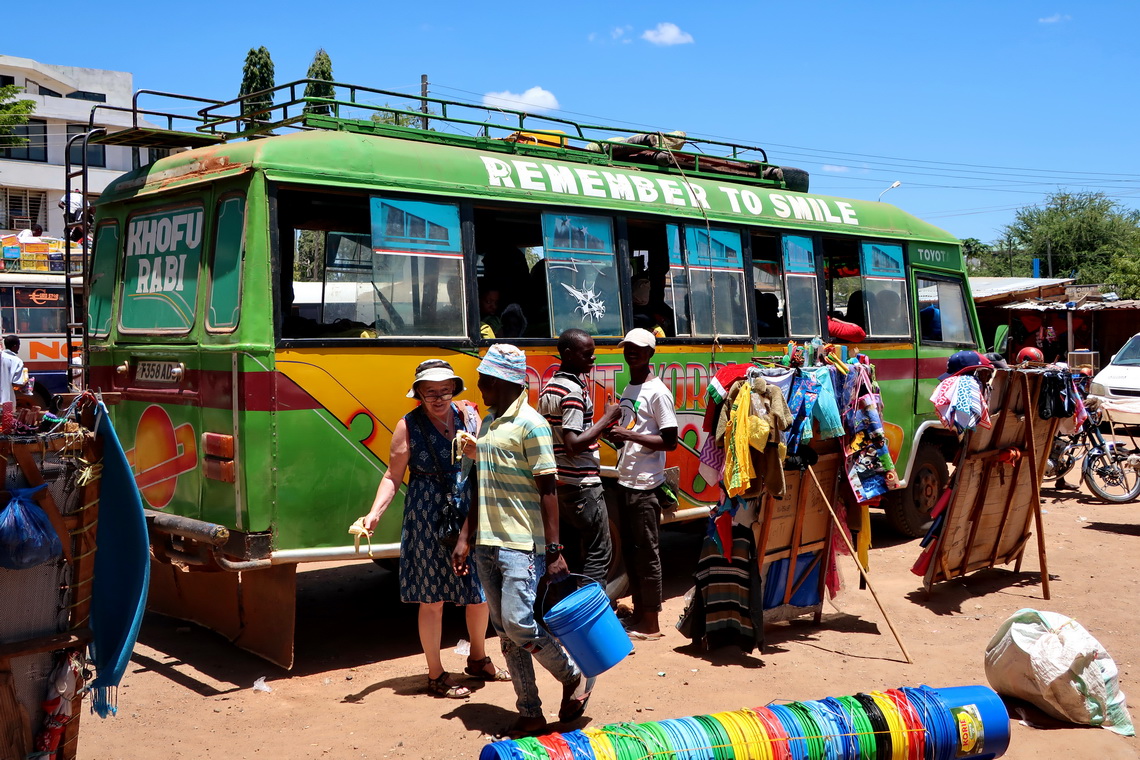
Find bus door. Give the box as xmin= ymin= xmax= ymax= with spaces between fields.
xmin=111 ymin=201 xmax=208 ymax=524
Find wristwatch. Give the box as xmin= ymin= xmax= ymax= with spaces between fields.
xmin=544 ymin=543 xmax=564 ymax=555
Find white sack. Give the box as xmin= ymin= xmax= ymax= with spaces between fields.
xmin=984 ymin=608 xmax=1134 ymax=735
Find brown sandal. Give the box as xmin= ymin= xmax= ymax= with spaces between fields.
xmin=427 ymin=672 xmax=471 ymax=699
xmin=465 ymin=656 xmax=511 ymax=682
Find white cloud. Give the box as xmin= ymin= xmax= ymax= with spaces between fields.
xmin=1038 ymin=12 xmax=1071 ymax=23
xmin=641 ymin=22 xmax=694 ymax=46
xmin=822 ymin=165 xmax=850 ymax=173
xmin=482 ymin=87 xmax=560 ymax=113
xmin=588 ymin=32 xmax=597 ymax=42
xmin=612 ymin=25 xmax=631 ymax=40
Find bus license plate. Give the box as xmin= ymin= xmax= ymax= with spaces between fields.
xmin=136 ymin=360 xmax=182 ymax=384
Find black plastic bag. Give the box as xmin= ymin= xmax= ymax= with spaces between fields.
xmin=0 ymin=484 xmax=61 ymax=570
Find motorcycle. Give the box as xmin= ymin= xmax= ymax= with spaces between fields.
xmin=1045 ymin=401 xmax=1140 ymax=503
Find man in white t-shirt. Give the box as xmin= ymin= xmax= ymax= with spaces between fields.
xmin=603 ymin=328 xmax=677 ymax=639
xmin=1 ymin=335 xmax=28 ymax=406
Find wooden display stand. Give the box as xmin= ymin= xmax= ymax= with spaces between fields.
xmin=921 ymin=370 xmax=1060 ymax=597
xmin=0 ymin=427 xmax=102 ymax=760
xmin=753 ymin=443 xmax=843 ymax=624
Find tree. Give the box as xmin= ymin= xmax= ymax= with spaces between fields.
xmin=303 ymin=49 xmax=335 ymax=116
xmin=238 ymin=46 xmax=276 ymax=129
xmin=0 ymin=84 xmax=35 ymax=147
xmin=370 ymin=106 xmax=427 ymax=128
xmin=295 ymin=230 xmax=324 ymax=281
xmin=998 ymin=191 xmax=1140 ymax=285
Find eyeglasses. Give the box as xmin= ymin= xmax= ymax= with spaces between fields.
xmin=421 ymin=391 xmax=455 ymax=401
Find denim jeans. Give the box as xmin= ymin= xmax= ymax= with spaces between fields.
xmin=557 ymin=483 xmax=612 ymax=588
xmin=474 ymin=545 xmax=581 ymax=718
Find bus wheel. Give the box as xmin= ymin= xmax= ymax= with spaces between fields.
xmin=34 ymin=386 xmax=58 ymax=415
xmin=603 ymin=483 xmax=630 ymax=602
xmin=884 ymin=443 xmax=948 ymax=538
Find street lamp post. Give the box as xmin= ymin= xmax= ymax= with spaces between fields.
xmin=878 ymin=181 xmax=902 ymax=202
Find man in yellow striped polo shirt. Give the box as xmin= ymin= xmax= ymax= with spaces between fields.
xmin=452 ymin=343 xmax=594 ymax=738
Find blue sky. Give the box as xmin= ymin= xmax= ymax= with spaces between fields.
xmin=9 ymin=1 xmax=1138 ymax=243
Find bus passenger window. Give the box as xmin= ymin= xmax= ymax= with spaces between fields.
xmin=782 ymin=234 xmax=820 ymax=339
xmin=627 ymin=220 xmax=677 ymax=337
xmin=860 ymin=242 xmax=910 ymax=338
xmin=0 ymin=288 xmax=13 ymax=334
xmin=370 ymin=197 xmax=465 ymax=338
xmin=916 ymin=276 xmax=974 ymax=345
xmin=667 ymin=224 xmax=748 ymax=337
xmin=541 ymin=212 xmax=623 ymax=338
xmin=473 ymin=207 xmax=547 ymax=338
xmin=207 ymin=194 xmax=245 ymax=332
xmin=751 ymin=233 xmax=784 ymax=339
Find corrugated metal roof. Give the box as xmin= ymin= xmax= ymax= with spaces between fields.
xmin=969 ymin=276 xmax=1075 ymax=299
xmin=1000 ymin=298 xmax=1140 ymax=311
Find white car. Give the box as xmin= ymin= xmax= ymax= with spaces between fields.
xmin=1089 ymin=333 xmax=1140 ymax=426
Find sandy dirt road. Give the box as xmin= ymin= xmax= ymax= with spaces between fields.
xmin=81 ymin=482 xmax=1140 ymax=759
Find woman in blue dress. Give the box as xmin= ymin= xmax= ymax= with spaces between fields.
xmin=363 ymin=360 xmax=510 ymax=698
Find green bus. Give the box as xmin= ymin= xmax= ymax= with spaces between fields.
xmin=81 ymin=81 xmax=981 ymax=666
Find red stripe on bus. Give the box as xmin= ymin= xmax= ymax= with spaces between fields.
xmin=871 ymin=356 xmax=948 ymax=381
xmin=87 ymin=366 xmax=322 ymax=412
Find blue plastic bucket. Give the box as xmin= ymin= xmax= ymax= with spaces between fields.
xmin=932 ymin=685 xmax=1010 ymax=759
xmin=543 ymin=581 xmax=632 ymax=677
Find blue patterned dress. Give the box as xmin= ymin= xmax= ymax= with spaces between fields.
xmin=399 ymin=405 xmax=485 ymax=605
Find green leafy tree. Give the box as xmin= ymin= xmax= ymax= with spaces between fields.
xmin=369 ymin=106 xmax=427 ymax=128
xmin=0 ymin=84 xmax=35 ymax=147
xmin=999 ymin=191 xmax=1140 ymax=284
xmin=238 ymin=46 xmax=276 ymax=129
xmin=965 ymin=233 xmax=1030 ymax=277
xmin=295 ymin=230 xmax=324 ymax=281
xmin=303 ymin=49 xmax=335 ymax=116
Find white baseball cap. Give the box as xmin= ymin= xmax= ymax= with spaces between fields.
xmin=619 ymin=328 xmax=657 ymax=349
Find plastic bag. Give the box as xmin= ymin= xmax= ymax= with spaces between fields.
xmin=0 ymin=484 xmax=60 ymax=570
xmin=984 ymin=608 xmax=1134 ymax=735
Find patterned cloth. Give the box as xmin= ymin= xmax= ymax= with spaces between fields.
xmin=678 ymin=523 xmax=764 ymax=653
xmin=398 ymin=405 xmax=485 ymax=605
xmin=930 ymin=375 xmax=991 ymax=432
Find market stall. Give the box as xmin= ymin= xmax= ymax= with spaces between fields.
xmin=0 ymin=397 xmax=147 ymax=760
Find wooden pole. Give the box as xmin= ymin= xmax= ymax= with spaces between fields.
xmin=1020 ymin=372 xmax=1051 ymax=600
xmin=807 ymin=465 xmax=913 ymax=664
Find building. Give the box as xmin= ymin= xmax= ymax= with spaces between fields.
xmin=0 ymin=55 xmax=165 ymax=237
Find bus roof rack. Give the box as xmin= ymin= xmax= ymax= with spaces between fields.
xmin=91 ymin=80 xmax=804 ymax=189
xmin=88 ymin=90 xmax=229 ymax=149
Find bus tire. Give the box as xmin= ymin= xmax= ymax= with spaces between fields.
xmin=780 ymin=166 xmax=810 ymax=193
xmin=33 ymin=385 xmax=58 ymax=415
xmin=602 ymin=483 xmax=630 ymax=602
xmin=884 ymin=443 xmax=949 ymax=538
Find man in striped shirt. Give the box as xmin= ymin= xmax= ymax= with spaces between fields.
xmin=538 ymin=329 xmax=621 ymax=589
xmin=452 ymin=343 xmax=594 ymax=738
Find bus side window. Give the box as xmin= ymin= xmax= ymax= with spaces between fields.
xmin=627 ymin=219 xmax=677 ymax=337
xmin=860 ymin=242 xmax=910 ymax=338
xmin=0 ymin=287 xmax=13 ymax=334
xmin=916 ymin=276 xmax=974 ymax=346
xmin=668 ymin=223 xmax=749 ymax=337
xmin=207 ymin=194 xmax=245 ymax=332
xmin=473 ymin=206 xmax=544 ymax=339
xmin=540 ymin=212 xmax=623 ymax=338
xmin=750 ymin=233 xmax=784 ymax=340
xmin=782 ymin=234 xmax=820 ymax=339
xmin=370 ymin=197 xmax=465 ymax=338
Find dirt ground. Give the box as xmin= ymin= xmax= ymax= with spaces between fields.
xmin=80 ymin=481 xmax=1140 ymax=760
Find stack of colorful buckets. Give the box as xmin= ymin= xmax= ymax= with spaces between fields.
xmin=480 ymin=684 xmax=1010 ymax=760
